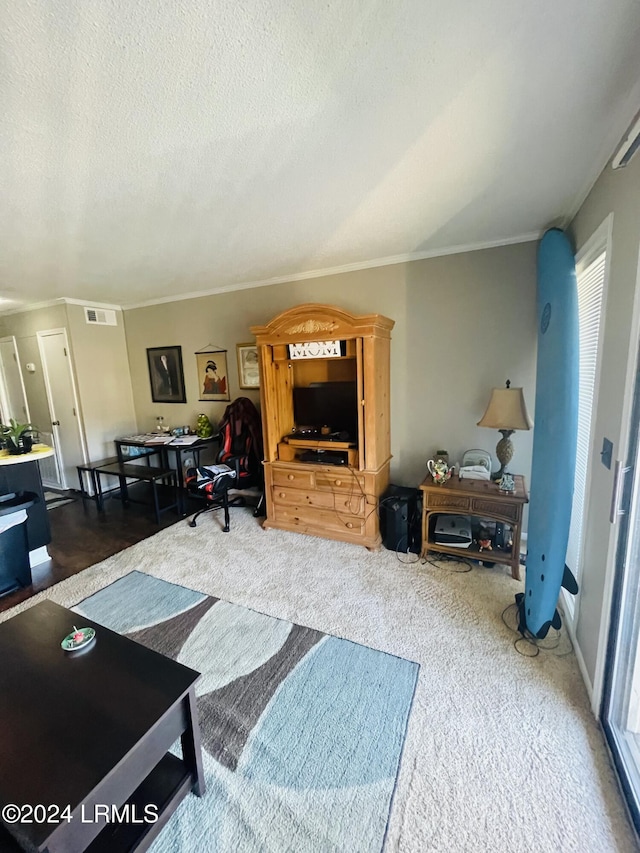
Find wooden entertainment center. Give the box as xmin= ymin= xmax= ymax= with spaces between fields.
xmin=251 ymin=304 xmax=394 ymax=549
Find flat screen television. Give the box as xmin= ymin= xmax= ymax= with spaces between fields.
xmin=292 ymin=382 xmax=358 ymax=440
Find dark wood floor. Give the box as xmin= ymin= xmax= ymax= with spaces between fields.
xmin=0 ymin=485 xmax=202 ymax=614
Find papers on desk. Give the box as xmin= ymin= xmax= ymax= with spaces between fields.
xmin=118 ymin=433 xmax=202 ymax=447
xmin=119 ymin=433 xmax=173 ymax=445
xmin=169 ymin=435 xmax=201 ymax=446
xmin=142 ymin=435 xmax=175 ymax=445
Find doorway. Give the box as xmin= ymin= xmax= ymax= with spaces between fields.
xmin=36 ymin=329 xmax=87 ymax=489
xmin=0 ymin=336 xmax=30 ymax=425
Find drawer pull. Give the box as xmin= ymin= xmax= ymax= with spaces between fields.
xmin=346 ymin=522 xmax=353 ymax=529
xmin=287 ymin=474 xmax=295 ymax=481
xmin=335 ymin=479 xmax=342 ymax=486
xmin=279 ymin=492 xmax=286 ymax=498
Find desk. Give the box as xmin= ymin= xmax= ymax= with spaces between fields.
xmin=114 ymin=436 xmax=218 ymax=515
xmin=419 ymin=474 xmax=528 ymax=580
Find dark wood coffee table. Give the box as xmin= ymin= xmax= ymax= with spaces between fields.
xmin=0 ymin=600 xmax=205 ymax=852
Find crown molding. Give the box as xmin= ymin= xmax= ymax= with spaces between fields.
xmin=62 ymin=297 xmax=124 ymax=311
xmin=122 ymin=231 xmax=541 ymax=311
xmin=0 ymin=297 xmax=68 ymax=316
xmin=0 ymin=232 xmax=541 ymax=315
xmin=0 ymin=296 xmax=124 ymax=317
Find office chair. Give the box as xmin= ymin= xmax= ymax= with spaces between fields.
xmin=187 ymin=397 xmax=264 ymax=531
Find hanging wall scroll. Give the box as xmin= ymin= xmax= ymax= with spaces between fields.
xmin=195 ymin=346 xmax=230 ymax=402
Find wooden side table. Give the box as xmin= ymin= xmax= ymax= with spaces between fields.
xmin=419 ymin=474 xmax=528 ymax=580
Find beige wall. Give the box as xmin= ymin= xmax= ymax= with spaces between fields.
xmin=65 ymin=305 xmax=137 ymax=461
xmin=0 ymin=302 xmax=137 ymax=463
xmin=124 ymin=265 xmax=409 ymax=467
xmin=569 ymin=152 xmax=640 ymax=685
xmin=124 ymin=242 xmax=537 ymax=489
xmin=404 ymin=244 xmax=537 ymax=485
xmin=0 ymin=303 xmax=69 ymax=435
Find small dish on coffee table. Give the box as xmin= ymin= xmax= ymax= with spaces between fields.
xmin=61 ymin=626 xmax=96 ymax=651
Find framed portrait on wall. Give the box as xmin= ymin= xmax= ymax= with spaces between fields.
xmin=146 ymin=346 xmax=186 ymax=403
xmin=236 ymin=343 xmax=260 ymax=389
xmin=196 ymin=350 xmax=230 ymax=402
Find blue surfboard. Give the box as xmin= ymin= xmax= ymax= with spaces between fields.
xmin=520 ymin=229 xmax=579 ymax=639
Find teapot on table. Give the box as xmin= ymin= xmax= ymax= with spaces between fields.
xmin=427 ymin=457 xmax=454 ymax=485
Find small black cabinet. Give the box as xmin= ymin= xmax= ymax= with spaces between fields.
xmin=0 ymin=458 xmax=51 ymax=553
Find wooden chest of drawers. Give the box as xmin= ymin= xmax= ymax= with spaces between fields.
xmin=264 ymin=461 xmax=389 ymax=548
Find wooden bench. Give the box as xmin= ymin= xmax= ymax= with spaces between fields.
xmin=80 ymin=460 xmax=178 ymax=524
xmin=77 ymin=448 xmax=160 ymax=510
xmin=77 ymin=456 xmax=120 ymax=509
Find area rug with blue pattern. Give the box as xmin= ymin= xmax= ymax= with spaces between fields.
xmin=74 ymin=571 xmax=419 ymax=853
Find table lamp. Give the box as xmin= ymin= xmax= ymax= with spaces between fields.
xmin=477 ymin=381 xmax=533 ymax=480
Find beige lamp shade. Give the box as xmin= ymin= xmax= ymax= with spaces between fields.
xmin=477 ymin=385 xmax=533 ymax=431
xmin=478 ymin=383 xmax=533 ymax=480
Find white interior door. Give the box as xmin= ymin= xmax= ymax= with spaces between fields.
xmin=0 ymin=336 xmax=30 ymax=424
xmin=37 ymin=330 xmax=86 ymax=489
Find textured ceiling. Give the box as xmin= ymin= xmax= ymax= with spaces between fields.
xmin=2 ymin=0 xmax=640 ymax=310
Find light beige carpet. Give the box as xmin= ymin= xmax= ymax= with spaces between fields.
xmin=2 ymin=508 xmax=636 ymax=852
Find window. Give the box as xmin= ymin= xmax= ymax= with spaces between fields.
xmin=565 ymin=224 xmax=609 ymax=613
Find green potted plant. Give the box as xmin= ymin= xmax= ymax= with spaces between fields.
xmin=0 ymin=419 xmax=37 ymax=455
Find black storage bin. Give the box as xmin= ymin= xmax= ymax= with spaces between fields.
xmin=0 ymin=492 xmax=37 ymax=596
xmin=379 ymin=485 xmax=422 ymax=554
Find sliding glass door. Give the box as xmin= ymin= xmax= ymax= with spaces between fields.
xmin=602 ymin=351 xmax=640 ymax=833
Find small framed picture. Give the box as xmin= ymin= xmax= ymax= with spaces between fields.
xmin=236 ymin=343 xmax=260 ymax=389
xmin=196 ymin=351 xmax=230 ymax=402
xmin=146 ymin=346 xmax=186 ymax=403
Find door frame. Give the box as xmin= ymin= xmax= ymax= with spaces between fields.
xmin=596 ymin=236 xmax=640 ymax=836
xmin=0 ymin=335 xmax=31 ymax=425
xmin=600 ymin=341 xmax=640 ymax=834
xmin=36 ymin=328 xmax=88 ymax=489
xmin=593 ymin=237 xmax=640 ymax=715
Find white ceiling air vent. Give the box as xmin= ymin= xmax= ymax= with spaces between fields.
xmin=612 ymin=112 xmax=640 ymax=169
xmin=84 ymin=307 xmax=117 ymax=326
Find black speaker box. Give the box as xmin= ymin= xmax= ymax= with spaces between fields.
xmin=379 ymin=485 xmax=422 ymax=554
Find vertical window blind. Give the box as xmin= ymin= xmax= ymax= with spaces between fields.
xmin=566 ymin=250 xmax=606 ymax=585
